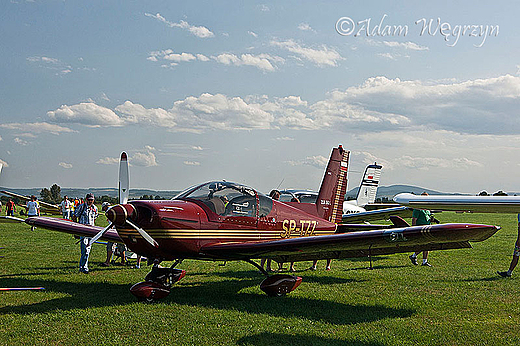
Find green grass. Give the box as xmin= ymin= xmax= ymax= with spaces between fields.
xmin=1 ymin=211 xmax=519 ymax=345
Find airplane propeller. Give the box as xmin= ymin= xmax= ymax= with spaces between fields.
xmin=119 ymin=152 xmax=129 ymax=204
xmin=88 ymin=151 xmax=158 ymax=248
xmin=125 ymin=219 xmax=159 ymax=248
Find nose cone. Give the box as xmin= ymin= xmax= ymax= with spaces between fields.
xmin=106 ymin=204 xmax=137 ymax=226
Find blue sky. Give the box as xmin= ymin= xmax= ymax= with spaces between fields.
xmin=1 ymin=1 xmax=519 ymax=194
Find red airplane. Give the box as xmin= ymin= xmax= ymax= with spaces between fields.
xmin=1 ymin=146 xmax=500 ymax=301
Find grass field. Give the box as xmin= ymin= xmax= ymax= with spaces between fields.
xmin=1 ymin=211 xmax=519 ymax=345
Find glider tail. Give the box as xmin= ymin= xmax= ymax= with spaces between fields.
xmin=316 ymin=145 xmax=350 ymax=223
xmin=355 ymin=164 xmax=382 ymax=206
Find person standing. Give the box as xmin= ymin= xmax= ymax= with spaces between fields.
xmin=74 ymin=193 xmax=98 ymax=274
xmin=26 ymin=196 xmax=40 ymax=217
xmin=498 ymin=214 xmax=520 ymax=277
xmin=408 ymin=193 xmax=437 ymax=267
xmin=59 ymin=195 xmax=73 ymax=220
xmin=310 ymin=259 xmax=332 ymax=271
xmin=5 ymin=198 xmax=16 ymax=216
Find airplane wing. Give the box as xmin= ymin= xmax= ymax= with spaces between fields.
xmin=1 ymin=190 xmax=31 ymax=203
xmin=1 ymin=190 xmax=61 ymax=214
xmin=394 ymin=193 xmax=520 ymax=213
xmin=342 ymin=206 xmax=412 ymax=223
xmin=200 ymin=223 xmax=499 ymax=262
xmin=1 ymin=216 xmax=122 ymax=243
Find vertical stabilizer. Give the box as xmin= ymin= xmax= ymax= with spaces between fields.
xmin=316 ymin=145 xmax=350 ymax=223
xmin=355 ymin=164 xmax=382 ymax=206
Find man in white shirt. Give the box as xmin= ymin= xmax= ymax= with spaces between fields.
xmin=59 ymin=195 xmax=72 ymax=219
xmin=26 ymin=195 xmax=40 ymax=217
xmin=74 ymin=193 xmax=98 ymax=274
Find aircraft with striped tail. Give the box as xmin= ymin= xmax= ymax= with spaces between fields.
xmin=1 ymin=146 xmax=500 ymax=301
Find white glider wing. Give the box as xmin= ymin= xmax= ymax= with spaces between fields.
xmin=394 ymin=193 xmax=520 ymax=213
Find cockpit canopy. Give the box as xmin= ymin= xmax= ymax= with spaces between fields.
xmin=175 ymin=181 xmax=273 ymax=218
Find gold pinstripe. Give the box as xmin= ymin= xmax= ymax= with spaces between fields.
xmin=117 ymin=228 xmax=336 ymax=239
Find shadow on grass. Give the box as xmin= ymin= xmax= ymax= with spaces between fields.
xmin=460 ymin=276 xmax=504 ymax=282
xmin=0 ymin=277 xmax=132 ymax=315
xmin=237 ymin=333 xmax=384 ymax=346
xmin=346 ymin=264 xmax=408 ymax=271
xmin=166 ymin=278 xmax=414 ymax=325
xmin=199 ymin=269 xmax=368 ymax=285
xmin=0 ymin=277 xmax=415 ymax=325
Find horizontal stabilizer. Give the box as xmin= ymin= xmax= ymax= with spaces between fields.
xmin=342 ymin=206 xmax=412 ymax=223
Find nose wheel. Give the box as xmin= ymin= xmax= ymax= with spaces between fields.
xmin=130 ymin=265 xmax=186 ymax=302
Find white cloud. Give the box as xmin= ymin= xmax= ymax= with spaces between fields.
xmin=275 ymin=137 xmax=294 ymax=141
xmin=287 ymin=155 xmax=328 ymax=169
xmin=115 ymin=101 xmax=177 ymax=127
xmin=326 ymin=74 xmax=520 ymax=134
xmin=47 ymin=103 xmax=124 ymax=127
xmin=259 ymin=4 xmax=270 ymax=12
xmin=40 ymin=74 xmax=520 ymax=136
xmin=131 ymin=151 xmax=158 ymax=167
xmin=192 ymin=146 xmax=204 ymax=150
xmin=27 ymin=56 xmax=59 ymax=64
xmin=59 ymin=162 xmax=73 ymax=169
xmin=183 ymin=161 xmax=200 ymax=166
xmin=196 ymin=54 xmax=209 ymax=62
xmin=212 ymin=53 xmax=279 ymax=72
xmin=170 ymin=93 xmax=275 ymax=131
xmin=271 ymin=39 xmax=343 ymax=67
xmin=26 ymin=56 xmax=90 ymax=76
xmin=148 ymin=50 xmax=280 ymax=71
xmin=145 ymin=13 xmax=214 ymax=38
xmin=0 ymin=122 xmax=75 ymax=135
xmin=97 ymin=157 xmax=119 ymax=165
xmin=357 ymin=150 xmax=482 ymax=172
xmin=377 ymin=53 xmax=398 ymax=60
xmin=298 ymin=23 xmax=316 ymax=33
xmin=382 ymin=41 xmax=429 ymax=51
xmin=248 ymin=31 xmax=258 ymax=38
xmin=163 ymin=52 xmax=197 ymax=63
xmin=14 ymin=137 xmax=28 ymax=146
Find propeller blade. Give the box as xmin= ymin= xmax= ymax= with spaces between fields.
xmin=119 ymin=152 xmax=129 ymax=204
xmin=88 ymin=222 xmax=114 ymax=247
xmin=125 ymin=219 xmax=159 ymax=248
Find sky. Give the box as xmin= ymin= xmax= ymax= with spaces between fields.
xmin=1 ymin=1 xmax=519 ymax=194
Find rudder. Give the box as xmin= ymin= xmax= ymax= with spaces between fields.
xmin=355 ymin=164 xmax=382 ymax=206
xmin=316 ymin=145 xmax=350 ymax=223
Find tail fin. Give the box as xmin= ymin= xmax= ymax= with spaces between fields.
xmin=316 ymin=145 xmax=350 ymax=223
xmin=355 ymin=164 xmax=382 ymax=206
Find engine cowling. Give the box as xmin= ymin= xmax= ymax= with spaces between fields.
xmin=106 ymin=204 xmax=137 ymax=227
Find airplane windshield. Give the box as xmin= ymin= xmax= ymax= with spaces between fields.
xmin=177 ymin=181 xmax=261 ymax=217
